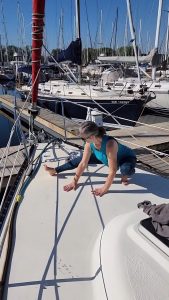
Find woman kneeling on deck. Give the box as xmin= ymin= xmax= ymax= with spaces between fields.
xmin=64 ymin=121 xmax=136 ymax=197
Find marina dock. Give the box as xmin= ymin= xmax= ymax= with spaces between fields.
xmin=109 ymin=122 xmax=169 ymax=151
xmin=0 ymin=145 xmax=26 ymax=189
xmin=0 ymin=94 xmax=169 ymax=177
xmin=0 ymin=95 xmax=78 ymax=139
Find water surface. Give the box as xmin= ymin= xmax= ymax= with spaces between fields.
xmin=0 ymin=83 xmax=21 ymax=147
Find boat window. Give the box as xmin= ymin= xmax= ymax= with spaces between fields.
xmin=93 ymin=87 xmax=108 ymax=92
xmin=68 ymin=92 xmax=73 ymax=94
xmin=106 ymin=82 xmax=114 ymax=86
xmin=139 ymin=218 xmax=169 ymax=252
xmin=115 ymin=83 xmax=124 ymax=86
xmin=57 ymin=91 xmax=61 ymax=93
xmin=81 ymin=93 xmax=86 ymax=95
xmin=154 ymin=85 xmax=161 ymax=88
xmin=44 ymin=89 xmax=50 ymax=92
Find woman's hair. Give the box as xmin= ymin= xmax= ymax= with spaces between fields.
xmin=79 ymin=121 xmax=106 ymax=138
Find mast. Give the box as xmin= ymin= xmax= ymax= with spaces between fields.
xmin=75 ymin=0 xmax=81 ymax=83
xmin=58 ymin=8 xmax=65 ymax=50
xmin=0 ymin=35 xmax=3 ymax=65
xmin=114 ymin=8 xmax=118 ymax=53
xmin=152 ymin=0 xmax=163 ymax=81
xmin=138 ymin=19 xmax=142 ymax=56
xmin=29 ymin=0 xmax=45 ymax=133
xmin=146 ymin=31 xmax=150 ymax=53
xmin=0 ymin=0 xmax=9 ymax=64
xmin=110 ymin=8 xmax=118 ymax=55
xmin=123 ymin=14 xmax=128 ymax=57
xmin=164 ymin=8 xmax=169 ymax=61
xmin=99 ymin=9 xmax=103 ymax=55
xmin=126 ymin=0 xmax=141 ymax=83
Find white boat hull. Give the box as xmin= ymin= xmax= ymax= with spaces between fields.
xmin=2 ymin=141 xmax=169 ymax=299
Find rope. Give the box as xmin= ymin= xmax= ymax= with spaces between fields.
xmin=84 ymin=0 xmax=93 ymax=49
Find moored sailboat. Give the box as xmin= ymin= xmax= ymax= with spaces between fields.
xmin=1 ymin=1 xmax=169 ymax=300
xmin=16 ymin=0 xmax=154 ymax=127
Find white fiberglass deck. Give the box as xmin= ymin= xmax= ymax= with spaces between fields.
xmin=3 ymin=142 xmax=169 ymax=300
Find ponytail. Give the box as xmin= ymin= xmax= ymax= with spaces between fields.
xmin=97 ymin=126 xmax=106 ymax=137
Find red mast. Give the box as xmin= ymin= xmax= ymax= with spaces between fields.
xmin=32 ymin=0 xmax=45 ymax=105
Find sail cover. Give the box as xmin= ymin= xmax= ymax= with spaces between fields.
xmin=97 ymin=48 xmax=164 ymax=66
xmin=57 ymin=38 xmax=82 ymax=65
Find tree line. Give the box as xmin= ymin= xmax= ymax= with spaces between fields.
xmin=1 ymin=45 xmax=141 ymax=64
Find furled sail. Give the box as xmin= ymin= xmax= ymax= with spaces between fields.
xmin=57 ymin=38 xmax=82 ymax=65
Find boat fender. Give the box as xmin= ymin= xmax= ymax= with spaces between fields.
xmin=16 ymin=194 xmax=23 ymax=202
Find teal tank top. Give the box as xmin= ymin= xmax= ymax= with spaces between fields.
xmin=90 ymin=135 xmax=136 ymax=167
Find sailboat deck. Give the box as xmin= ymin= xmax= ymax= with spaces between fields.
xmin=3 ymin=142 xmax=169 ymax=300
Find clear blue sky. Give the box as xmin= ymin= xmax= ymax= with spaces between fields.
xmin=0 ymin=0 xmax=169 ymax=53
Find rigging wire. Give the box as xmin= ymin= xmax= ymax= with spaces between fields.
xmin=0 ymin=67 xmax=41 ymax=188
xmin=84 ymin=0 xmax=93 ymax=49
xmin=37 ymin=87 xmax=169 ymax=134
xmin=32 ymin=93 xmax=169 ymax=167
xmin=42 ymin=44 xmax=121 ymax=125
xmin=93 ymin=0 xmax=100 ymax=49
xmin=70 ymin=0 xmax=73 ymax=41
xmin=25 ymin=43 xmax=169 ymax=168
xmin=41 ymin=44 xmax=169 ymax=132
xmin=1 ymin=57 xmax=169 ymax=196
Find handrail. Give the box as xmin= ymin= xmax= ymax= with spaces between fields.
xmin=0 ymin=127 xmax=17 ymax=194
xmin=0 ymin=143 xmax=23 ymax=212
xmin=0 ymin=67 xmax=41 ymax=189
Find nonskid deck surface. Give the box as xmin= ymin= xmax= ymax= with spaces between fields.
xmin=3 ymin=142 xmax=169 ymax=300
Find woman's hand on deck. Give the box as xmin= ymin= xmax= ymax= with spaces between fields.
xmin=64 ymin=181 xmax=77 ymax=192
xmin=91 ymin=186 xmax=108 ymax=197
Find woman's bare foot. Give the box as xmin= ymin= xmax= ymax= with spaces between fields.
xmin=121 ymin=176 xmax=129 ymax=185
xmin=44 ymin=164 xmax=57 ymax=176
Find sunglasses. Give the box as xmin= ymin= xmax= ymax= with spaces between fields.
xmin=81 ymin=135 xmax=92 ymax=141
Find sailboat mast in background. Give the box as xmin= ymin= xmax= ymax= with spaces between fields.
xmin=152 ymin=0 xmax=163 ymax=81
xmin=126 ymin=0 xmax=141 ymax=83
xmin=75 ymin=0 xmax=82 ymax=83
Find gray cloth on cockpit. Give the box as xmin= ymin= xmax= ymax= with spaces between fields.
xmin=138 ymin=201 xmax=169 ymax=239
